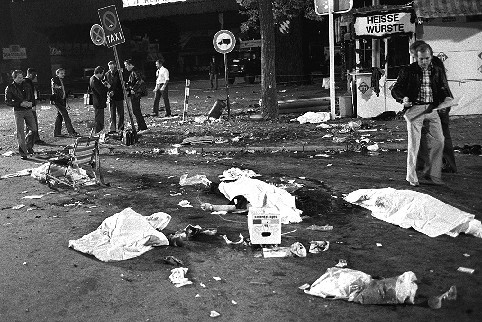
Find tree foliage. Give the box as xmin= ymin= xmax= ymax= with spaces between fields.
xmin=236 ymin=0 xmax=322 ymax=32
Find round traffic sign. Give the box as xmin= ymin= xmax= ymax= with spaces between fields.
xmin=90 ymin=24 xmax=105 ymax=46
xmin=102 ymin=11 xmax=118 ymax=31
xmin=213 ymin=30 xmax=236 ymax=54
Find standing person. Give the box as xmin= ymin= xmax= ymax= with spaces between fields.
xmin=152 ymin=58 xmax=172 ymax=117
xmin=104 ymin=61 xmax=124 ymax=134
xmin=89 ymin=66 xmax=110 ymax=134
xmin=410 ymin=40 xmax=457 ymax=173
xmin=208 ymin=56 xmax=218 ymax=90
xmin=392 ymin=43 xmax=453 ymax=186
xmin=5 ymin=70 xmax=36 ymax=159
xmin=51 ymin=68 xmax=79 ymax=137
xmin=23 ymin=68 xmax=46 ymax=145
xmin=124 ymin=59 xmax=148 ymax=131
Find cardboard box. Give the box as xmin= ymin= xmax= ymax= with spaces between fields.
xmin=248 ymin=208 xmax=281 ymax=245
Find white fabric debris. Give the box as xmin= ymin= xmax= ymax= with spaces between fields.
xmin=179 ymin=174 xmax=211 ymax=187
xmin=345 ymin=188 xmax=482 ymax=238
xmin=218 ymin=177 xmax=302 ymax=224
xmin=296 ymin=112 xmax=331 ymax=124
xmin=219 ymin=167 xmax=260 ymax=181
xmin=305 ymin=267 xmax=417 ymax=305
xmin=68 ymin=208 xmax=170 ymax=261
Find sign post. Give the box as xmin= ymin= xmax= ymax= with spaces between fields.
xmin=97 ymin=5 xmax=137 ymax=142
xmin=315 ymin=0 xmax=353 ymax=119
xmin=213 ymin=30 xmax=236 ymax=119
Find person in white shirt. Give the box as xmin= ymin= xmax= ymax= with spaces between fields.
xmin=152 ymin=58 xmax=171 ymax=117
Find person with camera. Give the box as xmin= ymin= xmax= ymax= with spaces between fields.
xmin=123 ymin=59 xmax=148 ymax=132
xmin=5 ymin=70 xmax=37 ymax=159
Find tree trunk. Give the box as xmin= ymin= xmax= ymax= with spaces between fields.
xmin=258 ymin=0 xmax=278 ymax=119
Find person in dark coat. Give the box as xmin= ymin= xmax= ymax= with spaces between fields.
xmin=89 ymin=66 xmax=110 ymax=134
xmin=410 ymin=40 xmax=457 ymax=173
xmin=23 ymin=68 xmax=46 ymax=145
xmin=51 ymin=68 xmax=79 ymax=137
xmin=5 ymin=70 xmax=36 ymax=159
xmin=104 ymin=61 xmax=124 ymax=133
xmin=124 ymin=59 xmax=147 ymax=132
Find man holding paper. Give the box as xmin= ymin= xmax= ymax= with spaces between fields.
xmin=392 ymin=43 xmax=453 ymax=186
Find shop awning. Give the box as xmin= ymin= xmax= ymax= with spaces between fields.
xmin=414 ymin=0 xmax=482 ymax=18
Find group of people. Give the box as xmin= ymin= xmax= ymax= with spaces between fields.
xmin=5 ymin=58 xmax=172 ymax=159
xmin=392 ymin=40 xmax=457 ymax=187
xmin=89 ymin=58 xmax=171 ymax=135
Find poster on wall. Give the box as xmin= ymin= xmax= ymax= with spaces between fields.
xmin=123 ymin=0 xmax=186 ymax=7
xmin=354 ymin=12 xmax=415 ymax=38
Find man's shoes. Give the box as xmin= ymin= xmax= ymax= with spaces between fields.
xmin=20 ymin=155 xmax=29 ymax=160
xmin=27 ymin=148 xmax=35 ymax=154
xmin=35 ymin=140 xmax=47 ymax=145
xmin=54 ymin=134 xmax=64 ymax=138
xmin=408 ymin=180 xmax=419 ymax=187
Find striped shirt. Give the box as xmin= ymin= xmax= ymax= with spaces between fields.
xmin=417 ymin=64 xmax=433 ymax=104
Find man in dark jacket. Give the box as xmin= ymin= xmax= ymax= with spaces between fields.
xmin=89 ymin=66 xmax=110 ymax=134
xmin=51 ymin=68 xmax=79 ymax=137
xmin=392 ymin=43 xmax=453 ymax=186
xmin=5 ymin=70 xmax=36 ymax=159
xmin=124 ymin=59 xmax=147 ymax=132
xmin=410 ymin=41 xmax=457 ymax=173
xmin=23 ymin=68 xmax=46 ymax=145
xmin=104 ymin=61 xmax=124 ymax=133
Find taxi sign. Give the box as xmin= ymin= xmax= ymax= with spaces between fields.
xmin=213 ymin=30 xmax=236 ymax=54
xmin=90 ymin=24 xmax=105 ymax=46
xmin=98 ymin=5 xmax=125 ymax=47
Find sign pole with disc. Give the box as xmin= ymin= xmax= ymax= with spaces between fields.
xmin=97 ymin=5 xmax=138 ymax=142
xmin=213 ymin=30 xmax=236 ymax=119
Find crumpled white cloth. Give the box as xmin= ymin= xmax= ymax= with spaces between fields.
xmin=305 ymin=267 xmax=417 ymax=305
xmin=296 ymin=112 xmax=331 ymax=124
xmin=345 ymin=188 xmax=482 ymax=238
xmin=69 ymin=208 xmax=170 ymax=261
xmin=218 ymin=177 xmax=302 ymax=224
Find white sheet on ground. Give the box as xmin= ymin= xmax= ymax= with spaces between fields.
xmin=344 ymin=188 xmax=482 ymax=238
xmin=218 ymin=177 xmax=302 ymax=224
xmin=68 ymin=208 xmax=170 ymax=261
xmin=296 ymin=112 xmax=331 ymax=124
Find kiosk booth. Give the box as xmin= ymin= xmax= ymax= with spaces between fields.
xmin=350 ymin=5 xmax=415 ymax=118
xmin=350 ymin=1 xmax=482 ymax=118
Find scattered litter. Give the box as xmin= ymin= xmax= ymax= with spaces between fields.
xmin=200 ymin=282 xmax=206 ymax=288
xmin=222 ymin=234 xmax=244 ymax=245
xmin=428 ymin=285 xmax=457 ymax=309
xmin=290 ymin=242 xmax=307 ymax=257
xmin=181 ymin=136 xmax=215 ymax=145
xmin=345 ymin=188 xmax=482 ymax=238
xmin=201 ymin=203 xmax=237 ymax=212
xmin=219 ymin=167 xmax=260 ymax=181
xmin=298 ymin=283 xmax=311 ymax=290
xmin=169 ymin=267 xmax=193 ymax=287
xmin=315 ymin=154 xmax=331 ymax=158
xmin=179 ymin=174 xmax=211 ymax=188
xmin=1 ymin=168 xmax=32 ymax=179
xmin=308 ymin=241 xmax=330 ymax=253
xmin=12 ymin=204 xmax=26 ymax=210
xmin=210 ymin=311 xmax=221 ymax=318
xmin=295 ymin=112 xmax=331 ymax=124
xmin=178 ymin=200 xmax=193 ymax=207
xmin=335 ymin=259 xmax=348 ymax=268
xmin=22 ymin=195 xmax=44 ymax=199
xmin=68 ymin=208 xmax=170 ymax=262
xmin=327 ymin=164 xmax=333 ymax=167
xmin=367 ymin=143 xmax=379 ymax=151
xmin=170 ymin=192 xmax=182 ymax=196
xmin=316 ymin=123 xmax=332 ymax=129
xmin=463 ymin=253 xmax=470 ymax=257
xmin=376 ymin=243 xmax=383 ymax=247
xmin=231 ymin=300 xmax=237 ymax=305
xmin=304 ymin=267 xmax=417 ymax=305
xmin=120 ymin=273 xmax=134 ymax=282
xmin=2 ymin=151 xmax=15 ymax=157
xmin=213 ymin=276 xmax=222 ymax=281
xmin=195 ymin=294 xmax=200 ymax=298
xmin=164 ymin=256 xmax=184 ymax=266
xmin=306 ymin=224 xmax=333 ymax=231
xmin=263 ymin=247 xmax=292 ymax=258
xmin=457 ymin=267 xmax=475 ymax=274
xmin=166 ymin=147 xmax=179 ymax=155
xmin=281 ymin=229 xmax=297 ymax=236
